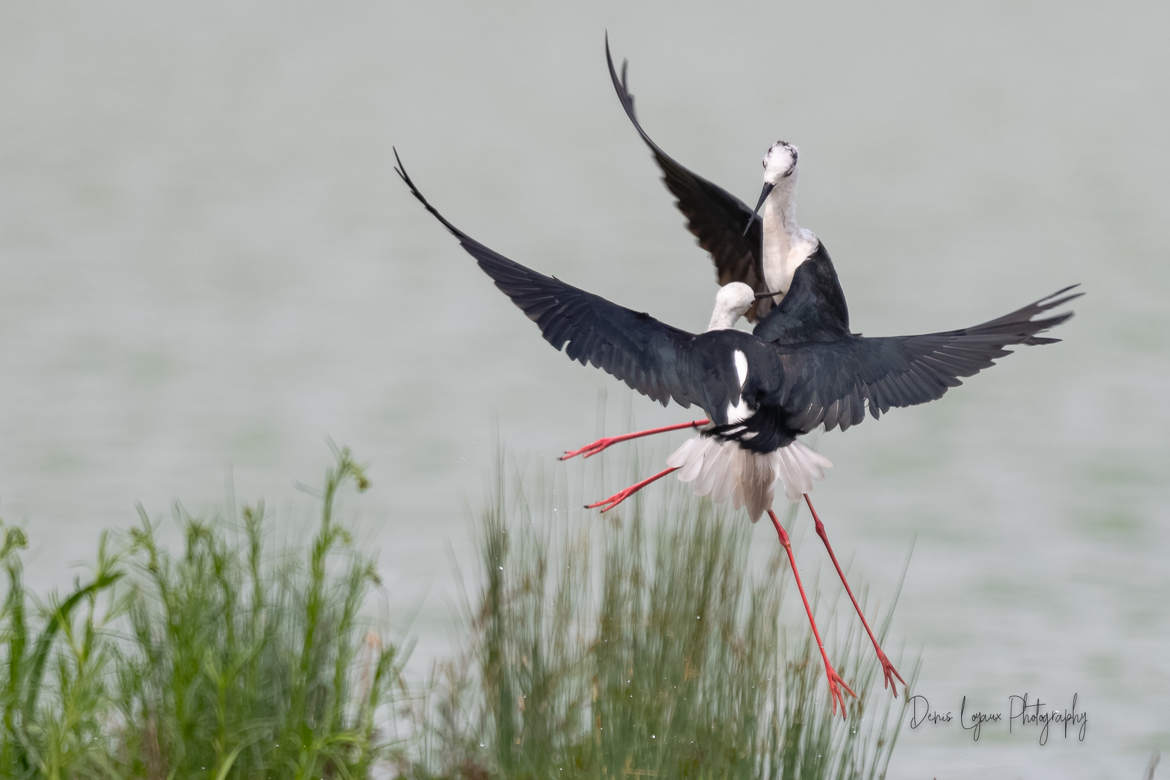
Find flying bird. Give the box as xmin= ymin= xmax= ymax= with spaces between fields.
xmin=394 ymin=149 xmax=1080 ymax=714
xmin=605 ymin=35 xmax=819 ymax=320
xmin=581 ymin=36 xmax=842 ymax=472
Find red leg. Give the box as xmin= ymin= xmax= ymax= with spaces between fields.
xmin=768 ymin=509 xmax=857 ymax=719
xmin=804 ymin=494 xmax=906 ymax=698
xmin=560 ymin=419 xmax=709 ymax=461
xmin=584 ymin=466 xmax=679 ymax=513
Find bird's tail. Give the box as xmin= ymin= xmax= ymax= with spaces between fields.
xmin=666 ymin=436 xmax=832 ymax=521
xmin=773 ymin=440 xmax=834 ymax=501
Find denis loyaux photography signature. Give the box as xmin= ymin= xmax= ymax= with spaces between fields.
xmin=907 ymin=692 xmax=1088 ymax=744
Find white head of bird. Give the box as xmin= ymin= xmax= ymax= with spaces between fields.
xmin=707 ymin=282 xmax=758 ymax=331
xmin=763 ymin=140 xmax=799 ymax=188
xmin=745 ymin=140 xmax=800 ymax=236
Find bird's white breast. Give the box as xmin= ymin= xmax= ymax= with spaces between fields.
xmin=762 ymin=223 xmax=817 ymax=295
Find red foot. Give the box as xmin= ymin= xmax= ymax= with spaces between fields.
xmin=585 ymin=485 xmax=637 ymax=513
xmin=560 ymin=420 xmax=708 ymax=461
xmin=584 ymin=466 xmax=679 ymax=514
xmin=875 ymin=648 xmax=906 ymax=697
xmin=562 ymin=435 xmax=628 ymax=461
xmin=824 ymin=660 xmax=858 ymax=719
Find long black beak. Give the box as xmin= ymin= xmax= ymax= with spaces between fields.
xmin=743 ymin=182 xmax=774 ymax=236
xmin=754 ymin=290 xmax=780 ymax=300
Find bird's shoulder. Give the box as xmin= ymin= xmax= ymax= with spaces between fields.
xmin=754 ymin=240 xmax=851 ymax=343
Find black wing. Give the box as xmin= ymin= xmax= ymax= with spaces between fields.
xmin=605 ymin=36 xmax=769 ymax=319
xmin=753 ymin=241 xmax=852 ymax=343
xmin=394 ymin=149 xmax=741 ymax=412
xmin=771 ymin=286 xmax=1082 ymax=433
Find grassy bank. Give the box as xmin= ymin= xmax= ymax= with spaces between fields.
xmin=1 ymin=448 xmax=913 ymax=778
xmin=1 ymin=448 xmax=396 ymax=778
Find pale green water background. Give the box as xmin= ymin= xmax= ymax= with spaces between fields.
xmin=1 ymin=1 xmax=1167 ymax=777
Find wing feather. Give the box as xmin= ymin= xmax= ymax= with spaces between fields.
xmin=605 ymin=36 xmax=770 ymax=319
xmin=769 ymin=286 xmax=1081 ymax=433
xmin=395 ymin=150 xmax=724 ymax=411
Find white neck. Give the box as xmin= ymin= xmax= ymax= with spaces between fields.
xmin=707 ymin=305 xmax=741 ymax=331
xmin=760 ymin=180 xmax=816 ymax=297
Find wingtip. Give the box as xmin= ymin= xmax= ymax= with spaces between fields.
xmin=1020 ymin=299 xmax=1077 ymax=345
xmin=391 ymin=146 xmax=408 ymax=182
xmin=603 ymin=31 xmax=636 ymax=105
xmin=604 ymin=32 xmax=620 ymax=83
xmin=1037 ymin=285 xmax=1083 ymax=319
xmin=1041 ymin=283 xmax=1083 ymax=306
xmin=1043 ymin=296 xmax=1082 ymax=316
xmin=392 ymin=151 xmax=470 ymax=242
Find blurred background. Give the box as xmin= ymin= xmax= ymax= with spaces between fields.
xmin=1 ymin=1 xmax=1166 ymax=776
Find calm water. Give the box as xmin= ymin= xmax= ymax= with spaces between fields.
xmin=2 ymin=1 xmax=1167 ymax=776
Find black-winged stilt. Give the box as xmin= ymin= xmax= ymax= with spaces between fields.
xmin=605 ymin=36 xmax=818 ymax=320
xmin=394 ymin=150 xmax=1080 ymax=714
xmin=593 ymin=36 xmax=835 ymax=494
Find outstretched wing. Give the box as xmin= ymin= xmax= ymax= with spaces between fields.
xmin=605 ymin=36 xmax=769 ymax=319
xmin=726 ymin=286 xmax=1081 ymax=438
xmin=395 ymin=150 xmax=729 ymax=411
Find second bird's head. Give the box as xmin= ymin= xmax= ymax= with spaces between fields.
xmin=709 ymin=283 xmax=780 ymax=330
xmin=716 ymin=282 xmax=757 ymax=314
xmin=744 ymin=141 xmax=799 ymax=235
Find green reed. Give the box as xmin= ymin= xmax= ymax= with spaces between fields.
xmin=0 ymin=445 xmax=913 ymax=779
xmin=406 ymin=457 xmax=916 ymax=779
xmin=0 ymin=447 xmax=398 ymax=779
